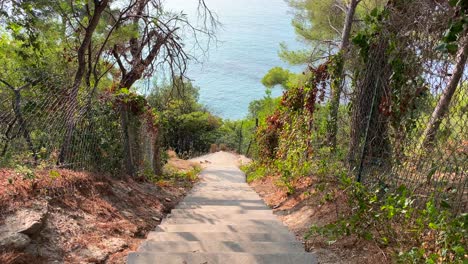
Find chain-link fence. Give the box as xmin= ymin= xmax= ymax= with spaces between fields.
xmin=258 ymin=2 xmax=467 ymax=215
xmin=0 ymin=72 xmax=161 ymax=177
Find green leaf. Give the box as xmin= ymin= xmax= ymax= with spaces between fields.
xmin=426 ymin=166 xmax=438 ymax=182
xmin=453 ymin=246 xmax=465 ymax=256
xmin=363 ymin=232 xmax=373 ymax=240
xmin=450 ymin=21 xmax=464 ymax=35
xmin=448 ymin=0 xmax=459 ymax=7
xmin=119 ymin=88 xmax=130 ymax=95
xmin=440 ymin=200 xmax=451 ymax=209
xmin=435 ymin=43 xmax=448 ymax=52
xmin=446 ymin=43 xmax=459 ymax=54
xmin=49 ymin=170 xmax=61 ymax=179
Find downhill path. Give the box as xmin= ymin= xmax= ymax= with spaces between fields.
xmin=127 ymin=152 xmax=317 ymax=264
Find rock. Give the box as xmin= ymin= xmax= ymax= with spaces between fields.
xmin=2 ymin=206 xmax=48 ymax=236
xmin=78 ymin=246 xmax=108 ymax=263
xmin=121 ymin=210 xmax=133 ymax=218
xmin=78 ymin=238 xmax=127 ymax=263
xmin=164 ymin=198 xmax=172 ymax=202
xmin=103 ymin=237 xmax=127 ymax=253
xmin=0 ymin=232 xmax=31 ymax=250
xmin=0 ymin=204 xmax=48 ymax=251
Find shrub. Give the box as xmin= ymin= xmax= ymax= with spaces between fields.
xmin=219 ymin=144 xmax=228 ymax=151
xmin=209 ymin=144 xmax=218 ymax=153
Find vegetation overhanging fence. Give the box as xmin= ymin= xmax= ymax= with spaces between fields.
xmin=253 ymin=2 xmax=467 ymax=215
xmin=0 ymin=73 xmax=161 ymax=177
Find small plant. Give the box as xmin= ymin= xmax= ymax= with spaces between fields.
xmin=306 ymin=173 xmax=467 ymax=263
xmin=241 ymin=162 xmax=268 ymax=183
xmin=49 ymin=170 xmax=61 ymax=179
xmin=15 ymin=165 xmax=36 ymax=180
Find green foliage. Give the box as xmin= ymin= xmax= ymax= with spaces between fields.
xmin=436 ymin=0 xmax=468 ymax=55
xmin=241 ymin=162 xmax=267 ymax=183
xmin=147 ymin=80 xmax=221 ymax=157
xmin=278 ymin=43 xmax=311 ymax=65
xmin=262 ymin=67 xmax=300 ymax=89
xmin=351 ymin=7 xmax=388 ymax=60
xmin=215 ymin=93 xmax=281 ymax=157
xmin=282 ymin=0 xmax=386 ymax=65
xmin=143 ymin=163 xmax=201 ymax=185
xmin=163 ymin=165 xmax=201 ymax=183
xmin=307 ymin=174 xmax=467 ymax=263
xmin=15 ymin=164 xmax=36 ymax=180
xmin=116 ymin=88 xmax=149 ymax=115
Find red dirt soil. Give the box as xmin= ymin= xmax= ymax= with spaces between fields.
xmin=0 ymin=162 xmax=197 ymax=264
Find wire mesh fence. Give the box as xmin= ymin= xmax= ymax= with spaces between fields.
xmin=0 ymin=71 xmax=161 ymax=177
xmin=256 ymin=1 xmax=468 ymax=215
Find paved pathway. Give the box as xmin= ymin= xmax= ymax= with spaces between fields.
xmin=127 ymin=152 xmax=317 ymax=264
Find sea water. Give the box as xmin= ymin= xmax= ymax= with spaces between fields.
xmin=162 ymin=0 xmax=304 ymax=120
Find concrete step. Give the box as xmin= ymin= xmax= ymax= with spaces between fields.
xmin=180 ymin=198 xmax=265 ymax=204
xmin=185 ymin=194 xmax=262 ymax=200
xmin=190 ymin=186 xmax=255 ymax=191
xmin=189 ymin=187 xmax=253 ymax=192
xmin=176 ymin=204 xmax=270 ymax=210
xmin=155 ymin=224 xmax=291 ymax=234
xmin=170 ymin=207 xmax=272 ymax=213
xmin=168 ymin=211 xmax=278 ymax=221
xmin=177 ymin=200 xmax=269 ymax=210
xmin=129 ymin=153 xmax=317 ymax=264
xmin=138 ymin=241 xmax=304 ymax=253
xmin=162 ymin=218 xmax=283 ymax=226
xmin=127 ymin=252 xmax=317 ymax=264
xmin=182 ymin=197 xmax=264 ymax=203
xmin=194 ymin=183 xmax=251 ymax=188
xmin=146 ymin=232 xmax=297 ymax=242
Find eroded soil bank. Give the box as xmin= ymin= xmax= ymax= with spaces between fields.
xmin=0 ymin=156 xmax=199 ymax=264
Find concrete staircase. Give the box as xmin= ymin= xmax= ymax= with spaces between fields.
xmin=127 ymin=152 xmax=317 ymax=264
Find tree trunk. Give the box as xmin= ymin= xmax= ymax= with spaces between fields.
xmin=120 ymin=103 xmax=136 ymax=176
xmin=421 ymin=36 xmax=468 ymax=149
xmin=0 ymin=80 xmax=38 ymax=163
xmin=348 ymin=37 xmax=392 ymax=173
xmin=13 ymin=89 xmax=38 ymax=163
xmin=326 ymin=0 xmax=359 ymax=150
xmin=58 ymin=0 xmax=109 ymax=165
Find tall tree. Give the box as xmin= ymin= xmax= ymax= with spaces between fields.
xmin=326 ymin=0 xmax=360 ymax=150
xmin=58 ymin=0 xmax=111 ymax=164
xmin=110 ymin=0 xmax=217 ymax=175
xmin=422 ymin=35 xmax=468 ymax=149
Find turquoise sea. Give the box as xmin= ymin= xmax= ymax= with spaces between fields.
xmin=164 ymin=0 xmax=304 ymax=120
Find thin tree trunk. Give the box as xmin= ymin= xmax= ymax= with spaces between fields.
xmin=58 ymin=0 xmax=110 ymax=165
xmin=120 ymin=103 xmax=136 ymax=176
xmin=13 ymin=89 xmax=38 ymax=163
xmin=0 ymin=80 xmax=38 ymax=163
xmin=326 ymin=0 xmax=360 ymax=150
xmin=348 ymin=37 xmax=392 ymax=171
xmin=422 ymin=36 xmax=468 ymax=149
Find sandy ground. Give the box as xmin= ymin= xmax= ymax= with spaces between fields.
xmin=189 ymin=151 xmax=252 ymax=168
